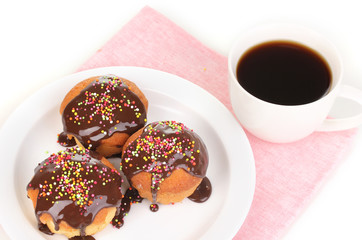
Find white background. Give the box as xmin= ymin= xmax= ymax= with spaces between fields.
xmin=1 ymin=0 xmax=362 ymax=239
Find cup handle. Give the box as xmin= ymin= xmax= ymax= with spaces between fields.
xmin=317 ymin=85 xmax=362 ymax=131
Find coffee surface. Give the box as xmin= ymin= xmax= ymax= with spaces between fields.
xmin=236 ymin=40 xmax=331 ymax=105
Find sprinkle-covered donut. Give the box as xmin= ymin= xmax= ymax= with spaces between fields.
xmin=121 ymin=120 xmax=211 ymax=211
xmin=59 ymin=75 xmax=148 ymax=157
xmin=27 ymin=147 xmax=123 ymax=238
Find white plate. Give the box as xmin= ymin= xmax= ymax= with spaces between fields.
xmin=0 ymin=67 xmax=255 ymax=240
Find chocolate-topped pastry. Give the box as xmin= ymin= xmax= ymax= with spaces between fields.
xmin=60 ymin=75 xmax=148 ymax=157
xmin=121 ymin=120 xmax=211 ymax=211
xmin=27 ymin=147 xmax=123 ymax=239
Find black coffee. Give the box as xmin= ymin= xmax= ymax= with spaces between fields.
xmin=236 ymin=40 xmax=331 ymax=105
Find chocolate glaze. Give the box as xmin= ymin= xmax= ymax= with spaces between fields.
xmin=122 ymin=121 xmax=210 ymax=209
xmin=58 ymin=131 xmax=76 ymax=147
xmin=111 ymin=187 xmax=143 ymax=228
xmin=69 ymin=236 xmax=95 ymax=240
xmin=27 ymin=147 xmax=123 ymax=236
xmin=149 ymin=204 xmax=159 ymax=212
xmin=62 ymin=75 xmax=147 ymax=151
xmin=38 ymin=222 xmax=53 ymax=235
xmin=188 ymin=177 xmax=212 ymax=203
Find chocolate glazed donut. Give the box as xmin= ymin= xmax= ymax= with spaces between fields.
xmin=60 ymin=75 xmax=148 ymax=157
xmin=27 ymin=147 xmax=123 ymax=239
xmin=121 ymin=121 xmax=212 ymax=211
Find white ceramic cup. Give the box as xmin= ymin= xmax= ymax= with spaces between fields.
xmin=228 ymin=24 xmax=362 ymax=143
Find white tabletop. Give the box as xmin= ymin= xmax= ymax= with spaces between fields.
xmin=1 ymin=1 xmax=362 ymax=239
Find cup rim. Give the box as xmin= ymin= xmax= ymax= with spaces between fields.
xmin=228 ymin=23 xmax=343 ymax=108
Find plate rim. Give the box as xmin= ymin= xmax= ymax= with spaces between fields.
xmin=0 ymin=66 xmax=255 ymax=240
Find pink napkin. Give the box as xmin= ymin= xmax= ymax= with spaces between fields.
xmin=79 ymin=6 xmax=358 ymax=240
